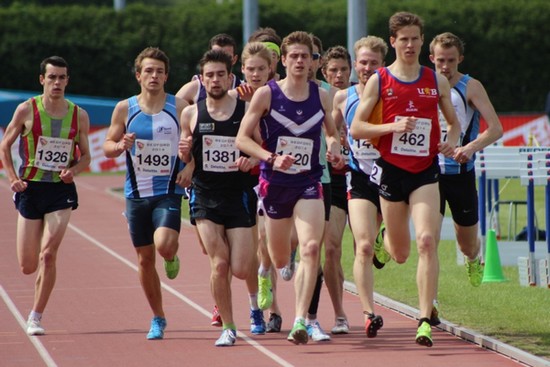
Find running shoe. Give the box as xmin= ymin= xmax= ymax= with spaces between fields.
xmin=306 ymin=320 xmax=331 ymax=342
xmin=430 ymin=300 xmax=441 ymax=326
xmin=266 ymin=313 xmax=282 ymax=333
xmin=215 ymin=329 xmax=236 ymax=347
xmin=365 ymin=313 xmax=383 ymax=338
xmin=164 ymin=255 xmax=180 ymax=280
xmin=331 ymin=317 xmax=349 ymax=334
xmin=287 ymin=319 xmax=308 ymax=345
xmin=373 ymin=223 xmax=391 ymax=269
xmin=466 ymin=257 xmax=484 ymax=287
xmin=415 ymin=321 xmax=433 ymax=347
xmin=146 ymin=316 xmax=167 ymax=340
xmin=258 ymin=275 xmax=273 ymax=310
xmin=211 ymin=305 xmax=222 ymax=327
xmin=280 ymin=249 xmax=297 ymax=281
xmin=26 ymin=318 xmax=45 ymax=336
xmin=250 ymin=309 xmax=266 ymax=334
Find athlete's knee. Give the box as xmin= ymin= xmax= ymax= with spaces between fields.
xmin=416 ymin=232 xmax=437 ymax=256
xmin=40 ymin=247 xmax=59 ymax=269
xmin=231 ymin=264 xmax=248 ymax=280
xmin=324 ymin=242 xmax=342 ymax=263
xmin=354 ymin=241 xmax=374 ymax=259
xmin=212 ymin=260 xmax=230 ymax=278
xmin=300 ymin=240 xmax=320 ymax=260
xmin=137 ymin=251 xmax=156 ymax=269
xmin=20 ymin=261 xmax=38 ymax=275
xmin=157 ymin=242 xmax=178 ymax=260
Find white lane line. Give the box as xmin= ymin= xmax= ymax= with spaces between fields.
xmin=68 ymin=223 xmax=295 ymax=367
xmin=0 ymin=286 xmax=58 ymax=367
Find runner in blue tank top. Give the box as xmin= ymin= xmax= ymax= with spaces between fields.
xmin=236 ymin=31 xmax=343 ymax=345
xmin=333 ymin=35 xmax=388 ymax=339
xmin=103 ymin=47 xmax=189 ymax=341
xmin=429 ymin=33 xmax=502 ymax=288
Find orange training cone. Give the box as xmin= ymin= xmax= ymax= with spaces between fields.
xmin=482 ymin=229 xmax=508 ymax=283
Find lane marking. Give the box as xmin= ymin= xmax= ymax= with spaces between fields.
xmin=68 ymin=223 xmax=295 ymax=367
xmin=0 ymin=286 xmax=58 ymax=367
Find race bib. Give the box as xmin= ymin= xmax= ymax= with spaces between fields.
xmin=351 ymin=139 xmax=380 ymax=160
xmin=391 ymin=116 xmax=431 ymax=156
xmin=275 ymin=136 xmax=313 ymax=174
xmin=341 ymin=144 xmax=351 ymax=166
xmin=34 ymin=136 xmax=72 ymax=171
xmin=438 ymin=109 xmax=448 ymax=143
xmin=369 ymin=161 xmax=382 ymax=185
xmin=202 ymin=135 xmax=239 ymax=172
xmin=134 ymin=139 xmax=171 ymax=176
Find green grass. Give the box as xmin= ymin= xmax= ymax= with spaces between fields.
xmin=340 ymin=178 xmax=550 ymax=360
xmin=180 ymin=179 xmax=550 ymax=359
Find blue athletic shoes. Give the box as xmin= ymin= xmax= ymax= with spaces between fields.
xmin=147 ymin=316 xmax=167 ymax=340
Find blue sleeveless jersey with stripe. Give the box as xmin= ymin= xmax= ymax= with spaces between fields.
xmin=124 ymin=94 xmax=185 ymax=198
xmin=344 ymin=86 xmax=378 ymax=175
xmin=438 ymin=74 xmax=479 ymax=175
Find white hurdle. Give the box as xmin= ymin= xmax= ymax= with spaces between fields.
xmin=476 ymin=146 xmax=550 ymax=287
xmin=520 ymin=151 xmax=550 ymax=288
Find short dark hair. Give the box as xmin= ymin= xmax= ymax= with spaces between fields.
xmin=322 ymin=45 xmax=352 ymax=73
xmin=199 ymin=49 xmax=233 ymax=75
xmin=208 ymin=33 xmax=237 ymax=51
xmin=40 ymin=56 xmax=68 ymax=76
xmin=389 ymin=11 xmax=424 ymax=38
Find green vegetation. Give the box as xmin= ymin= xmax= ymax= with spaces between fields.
xmin=0 ymin=0 xmax=549 ymax=112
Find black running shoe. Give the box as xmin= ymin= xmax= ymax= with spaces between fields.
xmin=266 ymin=313 xmax=282 ymax=333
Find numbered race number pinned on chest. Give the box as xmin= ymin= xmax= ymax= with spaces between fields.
xmin=134 ymin=139 xmax=171 ymax=176
xmin=202 ymin=135 xmax=239 ymax=172
xmin=391 ymin=116 xmax=431 ymax=156
xmin=275 ymin=136 xmax=313 ymax=174
xmin=351 ymin=139 xmax=380 ymax=161
xmin=34 ymin=136 xmax=73 ymax=171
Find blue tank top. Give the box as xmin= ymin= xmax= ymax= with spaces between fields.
xmin=260 ymin=79 xmax=324 ymax=187
xmin=345 ymin=86 xmax=380 ymax=175
xmin=124 ymin=94 xmax=185 ymax=198
xmin=438 ymin=74 xmax=479 ymax=175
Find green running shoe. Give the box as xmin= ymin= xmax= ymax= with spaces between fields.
xmin=258 ymin=275 xmax=273 ymax=310
xmin=164 ymin=255 xmax=180 ymax=280
xmin=466 ymin=257 xmax=484 ymax=287
xmin=415 ymin=321 xmax=433 ymax=347
xmin=373 ymin=222 xmax=391 ymax=268
xmin=287 ymin=319 xmax=308 ymax=345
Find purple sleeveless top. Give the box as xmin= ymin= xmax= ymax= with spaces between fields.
xmin=259 ymin=79 xmax=324 ymax=187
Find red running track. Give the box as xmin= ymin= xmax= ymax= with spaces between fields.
xmin=0 ymin=175 xmax=525 ymax=367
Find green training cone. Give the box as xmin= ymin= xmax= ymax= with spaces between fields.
xmin=482 ymin=229 xmax=508 ymax=283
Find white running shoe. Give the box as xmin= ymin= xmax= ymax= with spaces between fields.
xmin=306 ymin=320 xmax=331 ymax=342
xmin=215 ymin=329 xmax=236 ymax=347
xmin=331 ymin=317 xmax=349 ymax=334
xmin=27 ymin=318 xmax=45 ymax=336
